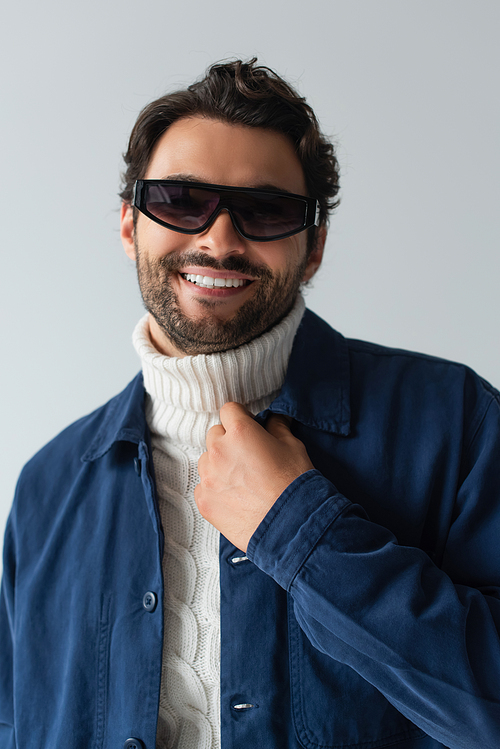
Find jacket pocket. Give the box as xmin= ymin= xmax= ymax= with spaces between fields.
xmin=288 ymin=602 xmax=425 ymax=749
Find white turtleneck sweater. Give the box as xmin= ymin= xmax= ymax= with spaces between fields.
xmin=132 ymin=295 xmax=306 ymax=749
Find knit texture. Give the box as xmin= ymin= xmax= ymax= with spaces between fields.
xmin=132 ymin=296 xmax=305 ymax=749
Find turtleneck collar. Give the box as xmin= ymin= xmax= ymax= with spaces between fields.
xmin=132 ymin=295 xmax=305 ymax=450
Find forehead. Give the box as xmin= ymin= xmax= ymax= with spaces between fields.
xmin=145 ymin=116 xmax=307 ymax=195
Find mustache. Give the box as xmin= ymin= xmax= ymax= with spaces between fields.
xmin=154 ymin=251 xmax=273 ymax=280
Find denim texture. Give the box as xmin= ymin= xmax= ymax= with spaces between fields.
xmin=2 ymin=309 xmax=500 ymax=748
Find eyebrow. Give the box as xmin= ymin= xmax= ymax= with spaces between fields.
xmin=163 ymin=173 xmax=296 ymax=195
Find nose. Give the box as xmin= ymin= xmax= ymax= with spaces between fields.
xmin=193 ymin=208 xmax=247 ymax=258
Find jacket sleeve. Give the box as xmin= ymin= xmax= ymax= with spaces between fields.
xmin=247 ymin=394 xmax=500 ymax=749
xmin=0 ymin=516 xmax=16 ymax=748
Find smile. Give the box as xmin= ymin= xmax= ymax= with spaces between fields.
xmin=181 ymin=273 xmax=252 ymax=289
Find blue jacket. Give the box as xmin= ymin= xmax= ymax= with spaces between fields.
xmin=2 ymin=309 xmax=500 ymax=749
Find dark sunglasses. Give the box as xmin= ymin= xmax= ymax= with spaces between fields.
xmin=133 ymin=180 xmax=319 ymax=242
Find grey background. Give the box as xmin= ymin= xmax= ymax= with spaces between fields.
xmin=1 ymin=0 xmax=499 ymax=559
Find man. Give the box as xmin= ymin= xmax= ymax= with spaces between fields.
xmin=1 ymin=59 xmax=500 ymax=749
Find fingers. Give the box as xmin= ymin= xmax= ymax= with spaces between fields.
xmin=218 ymin=403 xmax=294 ymax=441
xmin=197 ymin=450 xmax=208 ymax=473
xmin=218 ymin=403 xmax=261 ymax=445
xmin=265 ymin=412 xmax=293 ymax=439
xmin=205 ymin=423 xmax=226 ymax=448
xmin=219 ymin=401 xmax=253 ymax=427
xmin=206 ymin=403 xmax=256 ymax=453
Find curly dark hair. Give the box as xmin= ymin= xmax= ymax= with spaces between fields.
xmin=120 ymin=59 xmax=340 ymax=240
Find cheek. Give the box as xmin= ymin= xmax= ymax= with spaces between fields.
xmin=136 ymin=217 xmax=192 ymax=257
xmin=257 ymin=236 xmax=307 ymax=276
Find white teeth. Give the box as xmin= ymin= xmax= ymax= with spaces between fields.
xmin=182 ymin=273 xmax=248 ymax=288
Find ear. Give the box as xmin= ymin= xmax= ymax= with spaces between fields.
xmin=302 ymin=225 xmax=326 ymax=283
xmin=120 ymin=202 xmax=136 ymax=261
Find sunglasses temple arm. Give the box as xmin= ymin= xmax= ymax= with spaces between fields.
xmin=314 ymin=201 xmax=321 ymax=227
xmin=132 ymin=181 xmax=140 ymax=207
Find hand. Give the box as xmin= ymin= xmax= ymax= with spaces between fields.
xmin=195 ymin=402 xmax=314 ymax=552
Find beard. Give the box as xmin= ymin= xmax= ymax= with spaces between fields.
xmin=135 ymin=242 xmax=308 ymax=356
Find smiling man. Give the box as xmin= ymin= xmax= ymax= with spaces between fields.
xmin=121 ymin=116 xmax=322 ymax=356
xmin=2 ymin=60 xmax=500 ymax=749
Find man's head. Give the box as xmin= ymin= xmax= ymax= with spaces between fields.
xmin=120 ymin=59 xmax=340 ymax=357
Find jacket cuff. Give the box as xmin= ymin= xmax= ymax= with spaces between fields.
xmin=246 ymin=469 xmax=351 ymax=590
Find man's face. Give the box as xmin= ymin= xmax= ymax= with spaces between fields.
xmin=121 ymin=116 xmax=324 ymax=356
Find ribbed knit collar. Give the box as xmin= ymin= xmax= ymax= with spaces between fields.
xmin=132 ymin=295 xmax=305 ymax=450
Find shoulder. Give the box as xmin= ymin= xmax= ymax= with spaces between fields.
xmin=15 ymin=373 xmax=146 ymax=494
xmin=299 ymin=308 xmax=500 ymax=438
xmin=303 ymin=307 xmax=498 ymax=393
xmin=346 ymin=332 xmax=499 ymax=406
xmin=4 ymin=373 xmax=146 ymax=564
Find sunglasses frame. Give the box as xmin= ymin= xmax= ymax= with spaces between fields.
xmin=133 ymin=179 xmax=320 ymax=242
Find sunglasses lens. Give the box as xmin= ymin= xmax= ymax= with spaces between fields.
xmin=145 ymin=184 xmax=220 ymax=230
xmin=231 ymin=192 xmax=306 ymax=239
xmin=141 ymin=182 xmax=309 ymax=239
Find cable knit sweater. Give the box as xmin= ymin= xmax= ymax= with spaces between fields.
xmin=132 ymin=295 xmax=305 ymax=749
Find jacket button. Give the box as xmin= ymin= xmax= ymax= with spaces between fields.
xmin=143 ymin=591 xmax=157 ymax=612
xmin=124 ymin=739 xmax=144 ymax=749
xmin=230 ymin=555 xmax=249 ymax=565
xmin=133 ymin=457 xmax=141 ymax=476
xmin=232 ymin=702 xmax=258 ymax=710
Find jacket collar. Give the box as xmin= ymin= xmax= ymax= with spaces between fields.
xmin=267 ymin=308 xmax=351 ymax=435
xmin=82 ymin=308 xmax=351 ymax=461
xmin=81 ymin=372 xmax=148 ymax=461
